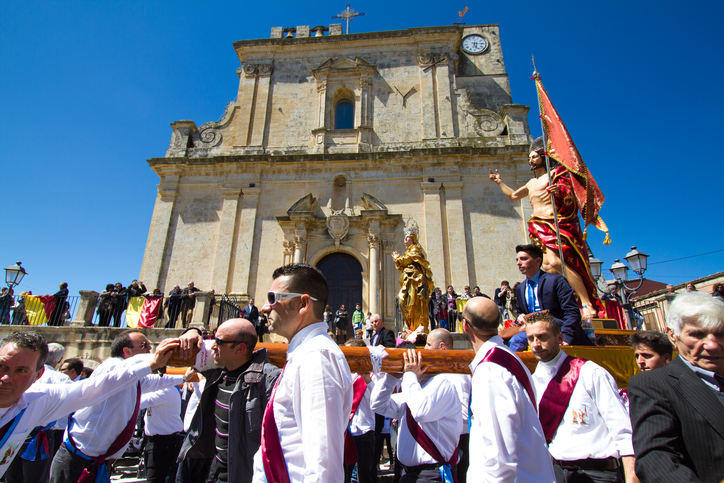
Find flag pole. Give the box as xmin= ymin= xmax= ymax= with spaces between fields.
xmin=531 ymin=56 xmax=567 ymax=278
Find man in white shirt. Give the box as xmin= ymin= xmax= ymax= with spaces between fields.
xmin=525 ymin=311 xmax=635 ymax=482
xmin=251 ymin=263 xmax=353 ymax=482
xmin=343 ymin=339 xmax=376 ymax=483
xmin=49 ymin=330 xmax=186 ymax=483
xmin=370 ymin=346 xmax=461 ymax=482
xmin=0 ymin=331 xmax=179 ymax=480
xmin=140 ymin=385 xmax=184 ymax=483
xmin=424 ymin=328 xmax=471 ymax=483
xmin=461 ymin=296 xmax=555 ymax=482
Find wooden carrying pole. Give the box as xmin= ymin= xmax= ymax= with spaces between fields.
xmin=167 ymin=343 xmax=539 ymax=375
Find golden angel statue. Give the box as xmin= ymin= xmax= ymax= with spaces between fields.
xmin=392 ymin=220 xmax=434 ymax=333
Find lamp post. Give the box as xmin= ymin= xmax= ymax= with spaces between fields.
xmin=4 ymin=261 xmax=27 ymax=292
xmin=588 ymin=247 xmax=649 ymax=330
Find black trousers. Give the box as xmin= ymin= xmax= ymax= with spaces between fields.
xmin=344 ymin=431 xmax=376 ymax=483
xmin=49 ymin=443 xmax=102 ymax=483
xmin=400 ymin=465 xmax=442 ymax=482
xmin=175 ymin=457 xmax=212 ymax=483
xmin=144 ymin=433 xmax=183 ymax=483
xmin=553 ymin=460 xmax=620 ymax=482
xmin=457 ymin=433 xmax=469 ymax=483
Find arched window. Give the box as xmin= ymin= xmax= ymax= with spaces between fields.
xmin=334 ymin=99 xmax=354 ymax=130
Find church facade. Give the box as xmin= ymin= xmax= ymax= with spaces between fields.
xmin=140 ymin=24 xmax=533 ymax=323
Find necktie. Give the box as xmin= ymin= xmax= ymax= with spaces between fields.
xmin=527 ymin=279 xmax=537 ymax=313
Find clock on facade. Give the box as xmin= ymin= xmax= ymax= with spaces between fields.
xmin=461 ymin=34 xmax=488 ymax=55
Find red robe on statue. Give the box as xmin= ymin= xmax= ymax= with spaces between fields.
xmin=528 ymin=165 xmax=604 ymax=316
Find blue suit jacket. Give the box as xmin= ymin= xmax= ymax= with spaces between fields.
xmin=515 ymin=271 xmax=591 ymax=346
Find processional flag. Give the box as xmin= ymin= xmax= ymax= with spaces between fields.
xmin=534 ymin=74 xmax=611 ymax=243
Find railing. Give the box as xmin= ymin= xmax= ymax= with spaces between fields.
xmin=0 ymin=295 xmax=80 ymax=326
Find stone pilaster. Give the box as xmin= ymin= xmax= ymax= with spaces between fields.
xmin=367 ymin=231 xmax=381 ymax=314
xmin=418 ymin=54 xmax=439 ymax=139
xmin=443 ymin=181 xmax=470 ymax=289
xmin=70 ymin=291 xmax=100 ymax=327
xmin=140 ymin=175 xmax=179 ymax=291
xmin=210 ymin=184 xmax=242 ymax=293
xmin=230 ymin=187 xmax=261 ymax=294
xmin=249 ymin=64 xmax=273 ymax=147
xmin=434 ymin=55 xmax=455 ymax=138
xmin=421 ymin=181 xmax=445 ymax=289
xmin=293 ymin=224 xmax=307 ymax=264
xmin=189 ymin=291 xmax=214 ymax=329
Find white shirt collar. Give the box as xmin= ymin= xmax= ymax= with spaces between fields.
xmin=287 ymin=321 xmax=328 ymax=359
xmin=469 ymin=335 xmax=505 ymax=372
xmin=534 ymin=348 xmax=566 ymax=378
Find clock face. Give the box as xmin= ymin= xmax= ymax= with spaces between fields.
xmin=461 ymin=34 xmax=488 ymax=55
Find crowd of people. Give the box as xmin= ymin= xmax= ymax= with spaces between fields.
xmin=0 ymin=262 xmax=720 ymax=483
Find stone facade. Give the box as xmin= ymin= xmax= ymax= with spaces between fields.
xmin=140 ymin=24 xmax=533 ymax=325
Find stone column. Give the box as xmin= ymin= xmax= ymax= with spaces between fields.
xmin=189 ymin=291 xmax=214 ymax=329
xmin=139 ymin=175 xmax=179 ymax=291
xmin=443 ymin=181 xmax=471 ymax=290
xmin=367 ymin=233 xmax=380 ymax=314
xmin=69 ymin=291 xmax=100 ymax=327
xmin=230 ymin=187 xmax=261 ymax=294
xmin=293 ymin=224 xmax=307 ymax=264
xmin=210 ymin=184 xmax=242 ymax=293
xmin=421 ymin=181 xmax=446 ymax=288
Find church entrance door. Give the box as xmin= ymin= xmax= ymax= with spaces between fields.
xmin=316 ymin=253 xmax=363 ymax=332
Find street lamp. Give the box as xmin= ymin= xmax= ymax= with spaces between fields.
xmin=588 ymin=247 xmax=649 ymax=330
xmin=5 ymin=261 xmax=27 ymax=290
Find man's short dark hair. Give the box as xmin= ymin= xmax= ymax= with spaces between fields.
xmin=272 ymin=264 xmax=328 ymax=319
xmin=1 ymin=332 xmax=48 ymax=370
xmin=630 ymin=330 xmax=673 ymax=357
xmin=515 ymin=243 xmax=543 ymax=260
xmin=62 ymin=358 xmax=84 ymax=375
xmin=110 ymin=329 xmax=145 ymax=358
xmin=524 ymin=311 xmax=560 ymax=335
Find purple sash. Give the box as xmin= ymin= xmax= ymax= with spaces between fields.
xmin=260 ymin=369 xmax=290 ymax=483
xmin=405 ymin=407 xmax=460 ymax=483
xmin=538 ymin=355 xmax=586 ymax=443
xmin=481 ymin=346 xmax=536 ymax=410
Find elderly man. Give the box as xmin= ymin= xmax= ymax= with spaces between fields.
xmin=176 ymin=318 xmax=280 ymax=482
xmin=49 ymin=330 xmax=187 ymax=482
xmin=251 ymin=264 xmax=353 ymax=482
xmin=370 ymin=313 xmax=396 ymax=348
xmin=525 ymin=311 xmax=635 ymax=482
xmin=0 ymin=331 xmax=178 ymax=479
xmin=425 ymin=328 xmax=471 ymax=483
xmin=630 ymin=330 xmax=673 ymax=372
xmin=628 ymin=292 xmax=724 ymax=482
xmin=461 ymin=297 xmax=554 ymax=482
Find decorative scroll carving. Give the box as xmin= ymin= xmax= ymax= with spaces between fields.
xmin=417 ymin=53 xmax=447 ymax=68
xmin=462 ymin=107 xmax=504 ymax=136
xmin=194 ymin=103 xmax=238 ymax=148
xmin=242 ymin=63 xmax=273 ymax=78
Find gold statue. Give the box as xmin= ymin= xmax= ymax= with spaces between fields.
xmin=392 ymin=221 xmax=434 ymax=332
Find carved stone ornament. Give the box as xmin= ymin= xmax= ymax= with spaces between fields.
xmin=195 ymin=103 xmax=238 ymax=148
xmin=463 ymin=107 xmax=504 ymax=136
xmin=326 ymin=212 xmax=350 ymax=244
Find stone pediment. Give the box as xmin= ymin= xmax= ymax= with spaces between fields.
xmin=360 ymin=192 xmax=388 ymax=213
xmin=313 ymin=57 xmax=377 ymax=79
xmin=287 ymin=193 xmax=317 ymax=215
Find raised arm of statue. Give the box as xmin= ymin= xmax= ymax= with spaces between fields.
xmin=489 ymin=169 xmax=528 ymax=201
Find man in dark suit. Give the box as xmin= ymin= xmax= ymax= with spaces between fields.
xmin=628 ymin=291 xmax=724 ymax=483
xmin=369 ymin=314 xmax=395 ymax=348
xmin=241 ymin=298 xmax=262 ymax=342
xmin=509 ymin=244 xmax=591 ymax=351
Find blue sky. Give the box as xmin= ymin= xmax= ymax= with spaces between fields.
xmin=1 ymin=0 xmax=721 ymax=295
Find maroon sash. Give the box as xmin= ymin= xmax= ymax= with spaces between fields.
xmin=538 ymin=355 xmax=586 ymax=443
xmin=405 ymin=407 xmax=460 ymax=483
xmin=260 ymin=369 xmax=290 ymax=483
xmin=481 ymin=346 xmax=536 ymax=410
xmin=343 ymin=376 xmax=369 ymax=465
xmin=75 ymin=381 xmax=141 ymax=483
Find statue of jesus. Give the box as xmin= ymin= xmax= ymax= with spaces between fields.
xmin=490 ymin=137 xmax=602 ymax=319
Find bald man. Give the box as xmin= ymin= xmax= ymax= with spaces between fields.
xmin=462 ymin=297 xmax=554 ymax=482
xmin=178 ymin=319 xmax=281 ymax=482
xmin=426 ymin=329 xmax=471 ymax=483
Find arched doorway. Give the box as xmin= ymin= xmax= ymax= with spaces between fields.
xmin=316 ymin=253 xmax=363 ymax=328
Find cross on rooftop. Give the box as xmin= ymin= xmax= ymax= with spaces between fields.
xmin=332 ymin=4 xmax=365 ymax=34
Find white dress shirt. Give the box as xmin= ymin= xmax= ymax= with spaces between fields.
xmin=370 ymin=372 xmax=461 ymax=467
xmin=64 ymin=355 xmax=184 ymax=459
xmin=252 ymin=322 xmax=353 ymax=483
xmin=141 ymin=385 xmax=184 ymax=436
xmin=446 ymin=373 xmax=471 ymax=435
xmin=34 ymin=365 xmax=72 ymax=430
xmin=532 ymin=349 xmax=634 ymax=460
xmin=349 ymin=375 xmax=376 ymax=436
xmin=467 ymin=335 xmax=555 ymax=482
xmin=0 ymin=354 xmax=154 ymax=478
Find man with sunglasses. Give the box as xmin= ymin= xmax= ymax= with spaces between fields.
xmin=250 ymin=264 xmax=353 ymax=482
xmin=176 ymin=318 xmax=280 ymax=482
xmin=50 ymin=330 xmax=188 ymax=482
